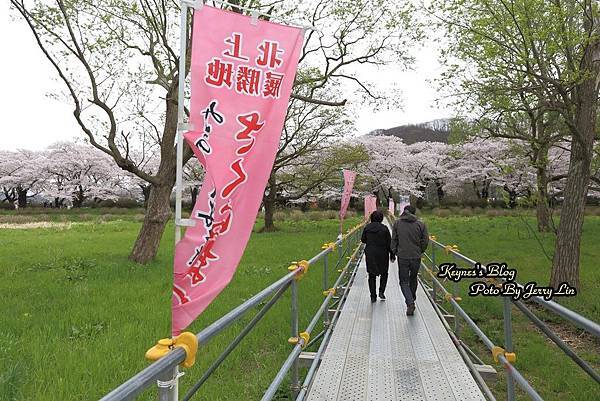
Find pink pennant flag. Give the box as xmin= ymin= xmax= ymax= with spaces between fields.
xmin=388 ymin=198 xmax=395 ymax=216
xmin=339 ymin=170 xmax=356 ymax=219
xmin=398 ymin=197 xmax=410 ymax=215
xmin=364 ymin=195 xmax=377 ymax=219
xmin=172 ymin=5 xmax=304 ymax=335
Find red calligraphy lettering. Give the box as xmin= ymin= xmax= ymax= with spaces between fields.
xmin=236 ymin=66 xmax=261 ymax=96
xmin=205 ymin=58 xmax=233 ymax=88
xmin=235 ymin=112 xmax=264 ymax=155
xmin=221 ymin=159 xmax=248 ymax=198
xmin=256 ymin=40 xmax=284 ymax=69
xmin=223 ymin=33 xmax=249 ymax=61
xmin=263 ymin=72 xmax=284 ymax=98
xmin=214 ymin=203 xmax=233 ymax=235
xmin=173 ymin=285 xmax=191 ymax=305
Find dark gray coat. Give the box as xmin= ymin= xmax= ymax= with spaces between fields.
xmin=390 ymin=213 xmax=429 ymax=259
xmin=361 ymin=222 xmax=392 ymax=276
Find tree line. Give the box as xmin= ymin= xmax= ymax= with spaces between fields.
xmin=9 ymin=0 xmax=599 ymax=289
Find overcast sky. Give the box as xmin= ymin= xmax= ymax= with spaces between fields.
xmin=0 ymin=4 xmax=453 ymax=151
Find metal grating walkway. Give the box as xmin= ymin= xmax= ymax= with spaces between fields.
xmin=306 ymin=239 xmax=486 ymax=401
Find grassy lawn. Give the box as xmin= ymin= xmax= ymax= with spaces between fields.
xmin=419 ymin=214 xmax=600 ymax=401
xmin=0 ymin=212 xmax=362 ymax=401
xmin=1 ymin=210 xmax=598 ymax=400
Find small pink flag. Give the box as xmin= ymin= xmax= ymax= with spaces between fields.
xmin=364 ymin=195 xmax=377 ymax=219
xmin=339 ymin=170 xmax=356 ymax=219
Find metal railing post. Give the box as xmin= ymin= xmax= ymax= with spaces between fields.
xmin=503 ymin=296 xmax=516 ymax=401
xmin=157 ymin=367 xmax=178 ymax=401
xmin=452 ymin=254 xmax=460 ymax=337
xmin=290 ymin=279 xmax=300 ymax=399
xmin=323 ymin=254 xmax=330 ymax=327
xmin=431 ymin=245 xmax=437 ymax=302
xmin=323 ymin=253 xmax=329 ymax=292
xmin=339 ymin=236 xmax=344 ymax=264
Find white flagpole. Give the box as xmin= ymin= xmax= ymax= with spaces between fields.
xmin=174 ymin=2 xmax=189 ymax=245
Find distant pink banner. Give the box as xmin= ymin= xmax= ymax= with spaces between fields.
xmin=398 ymin=201 xmax=409 ymax=215
xmin=339 ymin=170 xmax=356 ymax=219
xmin=172 ymin=6 xmax=304 ymax=335
xmin=388 ymin=198 xmax=395 ymax=216
xmin=364 ymin=195 xmax=377 ymax=219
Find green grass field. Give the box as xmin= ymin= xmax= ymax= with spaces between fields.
xmin=419 ymin=214 xmax=600 ymax=401
xmin=1 ymin=210 xmax=598 ymax=401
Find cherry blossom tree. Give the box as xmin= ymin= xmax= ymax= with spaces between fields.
xmin=12 ymin=0 xmax=419 ymax=262
xmin=357 ymin=136 xmax=451 ymax=204
xmin=183 ymin=158 xmax=205 ymax=206
xmin=41 ymin=142 xmax=125 ymax=207
xmin=0 ymin=150 xmax=46 ymax=208
xmin=444 ymin=138 xmax=537 ymax=206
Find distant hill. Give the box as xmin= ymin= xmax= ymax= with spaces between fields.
xmin=367 ymin=119 xmax=451 ymax=144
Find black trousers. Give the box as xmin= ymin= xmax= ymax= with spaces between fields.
xmin=398 ymin=258 xmax=420 ymax=305
xmin=368 ymin=273 xmax=388 ymax=298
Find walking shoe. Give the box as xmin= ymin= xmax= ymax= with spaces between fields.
xmin=379 ymin=293 xmax=386 ymax=301
xmin=406 ymin=303 xmax=415 ymax=316
xmin=370 ymin=296 xmax=377 ymax=303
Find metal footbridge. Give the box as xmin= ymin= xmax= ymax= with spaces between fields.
xmin=102 ymin=218 xmax=600 ymax=401
xmin=305 ymin=252 xmax=484 ymax=401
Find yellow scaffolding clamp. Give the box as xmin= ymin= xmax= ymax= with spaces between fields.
xmin=288 ymin=260 xmax=310 ymax=280
xmin=288 ymin=331 xmax=310 ymax=348
xmin=323 ymin=287 xmax=336 ymax=296
xmin=486 ymin=277 xmax=503 ymax=288
xmin=444 ymin=293 xmax=462 ymax=302
xmin=145 ymin=332 xmax=198 ymax=368
xmin=444 ymin=244 xmax=460 ymax=255
xmin=492 ymin=345 xmax=516 ymax=364
xmin=321 ymin=242 xmax=337 ymax=251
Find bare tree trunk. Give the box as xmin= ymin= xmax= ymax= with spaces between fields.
xmin=536 ymin=164 xmax=551 ymax=232
xmin=17 ymin=187 xmax=28 ymax=208
xmin=191 ymin=187 xmax=199 ymax=206
xmin=264 ymin=199 xmax=276 ymax=231
xmin=140 ymin=184 xmax=152 ymax=209
xmin=129 ymin=183 xmax=173 ymax=263
xmin=73 ymin=186 xmax=85 ymax=208
xmin=263 ymin=174 xmax=277 ymax=232
xmin=129 ymin=83 xmax=179 ymax=264
xmin=503 ymin=185 xmax=517 ymax=208
xmin=550 ymin=36 xmax=599 ymax=290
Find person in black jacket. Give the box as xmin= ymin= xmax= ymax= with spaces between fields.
xmin=390 ymin=205 xmax=429 ymax=316
xmin=361 ymin=210 xmax=394 ymax=303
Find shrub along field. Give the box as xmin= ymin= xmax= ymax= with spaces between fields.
xmin=1 ymin=209 xmax=598 ymax=401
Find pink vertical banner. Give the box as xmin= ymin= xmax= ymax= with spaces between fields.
xmin=172 ymin=5 xmax=304 ymax=335
xmin=339 ymin=170 xmax=356 ymax=219
xmin=388 ymin=198 xmax=395 ymax=216
xmin=364 ymin=195 xmax=377 ymax=219
xmin=398 ymin=196 xmax=410 ymax=215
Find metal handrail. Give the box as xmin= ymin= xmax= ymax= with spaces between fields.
xmin=262 ymin=242 xmax=365 ymax=401
xmin=428 ymin=239 xmax=600 ymax=339
xmin=415 ymin=227 xmax=600 ymax=400
xmin=419 ymin=261 xmax=545 ymax=401
xmin=100 ymin=222 xmax=365 ymax=401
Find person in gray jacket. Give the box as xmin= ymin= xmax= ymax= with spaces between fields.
xmin=390 ymin=205 xmax=429 ymax=316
